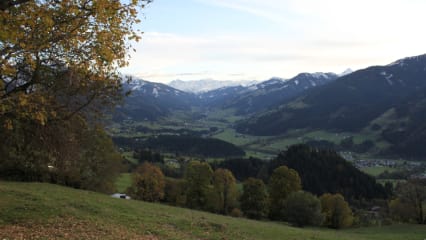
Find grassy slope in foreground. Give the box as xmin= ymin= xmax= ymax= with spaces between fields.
xmin=0 ymin=182 xmax=425 ymax=240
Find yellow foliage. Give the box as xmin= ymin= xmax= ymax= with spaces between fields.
xmin=130 ymin=162 xmax=165 ymax=202
xmin=320 ymin=193 xmax=353 ymax=229
xmin=0 ymin=0 xmax=152 ymax=128
xmin=4 ymin=119 xmax=13 ymax=130
xmin=18 ymin=94 xmax=29 ymax=107
xmin=34 ymin=112 xmax=47 ymax=126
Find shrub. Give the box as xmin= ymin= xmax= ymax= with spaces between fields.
xmin=284 ymin=191 xmax=324 ymax=227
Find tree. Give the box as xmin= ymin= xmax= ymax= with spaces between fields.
xmin=211 ymin=168 xmax=238 ymax=214
xmin=389 ymin=198 xmax=417 ymax=223
xmin=268 ymin=166 xmax=302 ymax=220
xmin=0 ymin=116 xmax=123 ymax=193
xmin=320 ymin=193 xmax=353 ymax=229
xmin=164 ymin=178 xmax=187 ymax=206
xmin=76 ymin=126 xmax=124 ymax=193
xmin=284 ymin=191 xmax=324 ymax=227
xmin=128 ymin=162 xmax=165 ymax=202
xmin=240 ymin=178 xmax=269 ymax=219
xmin=0 ymin=1 xmax=31 ymax=11
xmin=393 ymin=179 xmax=426 ymax=224
xmin=0 ymin=0 xmax=152 ymax=191
xmin=1 ymin=0 xmax=151 ymax=126
xmin=184 ymin=161 xmax=213 ymax=210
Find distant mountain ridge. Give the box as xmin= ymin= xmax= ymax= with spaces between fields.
xmin=235 ymin=53 xmax=426 ymax=159
xmin=168 ymin=79 xmax=258 ymax=93
xmin=114 ymin=53 xmax=426 ymax=160
xmin=114 ymin=79 xmax=196 ymax=121
xmin=117 ymin=72 xmax=339 ymax=119
xmin=201 ymin=73 xmax=338 ymax=114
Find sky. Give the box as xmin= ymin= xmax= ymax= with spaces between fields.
xmin=121 ymin=0 xmax=426 ymax=83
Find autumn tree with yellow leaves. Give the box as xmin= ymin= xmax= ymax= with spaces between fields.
xmin=211 ymin=168 xmax=239 ymax=214
xmin=268 ymin=165 xmax=302 ymax=220
xmin=320 ymin=193 xmax=353 ymax=229
xmin=0 ymin=0 xmax=151 ymax=191
xmin=128 ymin=162 xmax=166 ymax=202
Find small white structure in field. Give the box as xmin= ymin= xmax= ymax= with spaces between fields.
xmin=111 ymin=193 xmax=131 ymax=200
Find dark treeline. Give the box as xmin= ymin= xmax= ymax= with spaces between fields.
xmin=144 ymin=135 xmax=245 ymax=158
xmin=114 ymin=135 xmax=245 ymax=158
xmin=269 ymin=145 xmax=388 ymax=199
xmin=212 ymin=145 xmax=388 ymax=200
xmin=211 ymin=157 xmax=266 ymax=181
xmin=304 ymin=138 xmax=375 ymax=153
xmin=126 ymin=125 xmax=212 ymax=137
xmin=134 ymin=149 xmax=164 ymax=164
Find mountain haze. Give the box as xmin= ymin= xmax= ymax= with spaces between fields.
xmin=169 ymin=79 xmax=258 ymax=93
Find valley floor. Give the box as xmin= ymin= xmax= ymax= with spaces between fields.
xmin=1 ymin=182 xmax=425 ymax=240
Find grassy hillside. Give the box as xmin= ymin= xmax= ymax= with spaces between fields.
xmin=1 ymin=182 xmax=425 ymax=240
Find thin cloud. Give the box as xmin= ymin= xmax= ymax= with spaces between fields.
xmin=123 ymin=31 xmax=413 ymax=82
xmin=123 ymin=0 xmax=426 ymax=83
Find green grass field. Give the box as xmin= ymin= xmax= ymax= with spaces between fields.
xmin=361 ymin=166 xmax=398 ymax=177
xmin=115 ymin=173 xmax=132 ymax=192
xmin=1 ymin=181 xmax=425 ymax=240
xmin=122 ymin=151 xmax=139 ymax=164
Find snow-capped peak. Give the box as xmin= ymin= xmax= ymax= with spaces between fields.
xmin=311 ymin=72 xmax=332 ymax=79
xmin=388 ymin=54 xmax=426 ymax=67
xmin=339 ymin=68 xmax=353 ymax=76
xmin=152 ymin=88 xmax=159 ymax=98
xmin=168 ymin=79 xmax=258 ymax=93
xmin=263 ymin=77 xmax=285 ymax=85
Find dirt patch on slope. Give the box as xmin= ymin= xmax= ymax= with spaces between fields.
xmin=0 ymin=217 xmax=159 ymax=240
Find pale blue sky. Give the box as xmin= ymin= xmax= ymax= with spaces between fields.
xmin=122 ymin=0 xmax=426 ymax=83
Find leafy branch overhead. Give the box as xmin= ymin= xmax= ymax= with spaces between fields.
xmin=0 ymin=0 xmax=151 ymax=127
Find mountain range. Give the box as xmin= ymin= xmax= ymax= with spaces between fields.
xmin=114 ymin=80 xmax=195 ymax=121
xmin=169 ymin=79 xmax=258 ymax=93
xmin=216 ymin=73 xmax=338 ymax=114
xmin=116 ymin=71 xmax=341 ymax=120
xmin=235 ymin=54 xmax=426 ymax=159
xmin=115 ymin=53 xmax=426 ymax=160
xmin=236 ymin=55 xmax=426 ymax=133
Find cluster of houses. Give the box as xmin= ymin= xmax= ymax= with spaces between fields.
xmin=352 ymin=158 xmax=422 ymax=170
xmin=349 ymin=157 xmax=426 ymax=179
